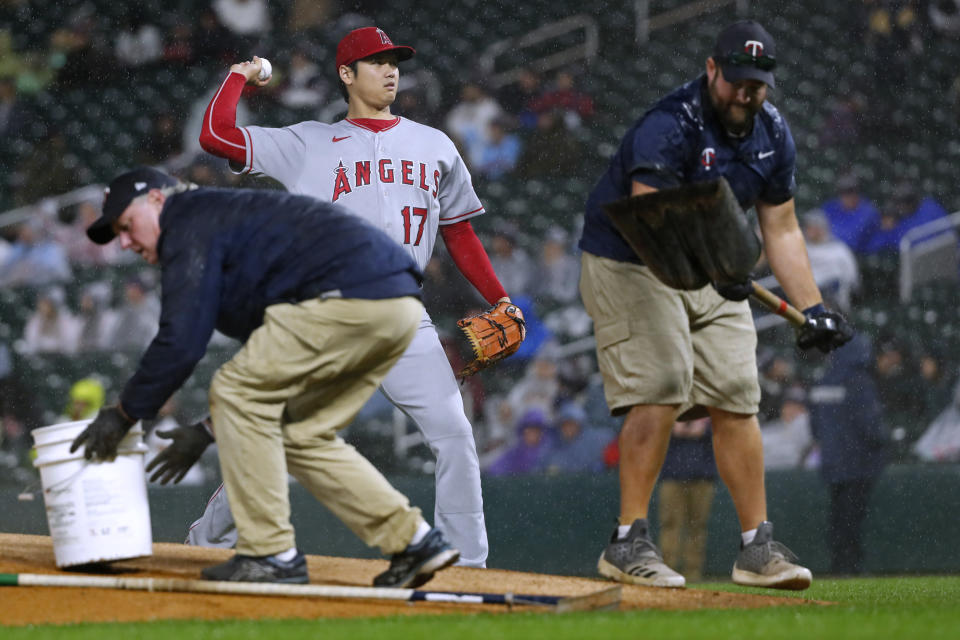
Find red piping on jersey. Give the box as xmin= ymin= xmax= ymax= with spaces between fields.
xmin=199 ymin=72 xmax=249 ymax=166
xmin=443 ymin=206 xmax=484 ymax=222
xmin=441 ymin=220 xmax=508 ymax=305
xmin=346 ymin=117 xmax=402 ymax=133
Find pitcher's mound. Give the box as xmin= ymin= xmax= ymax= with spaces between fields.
xmin=0 ymin=533 xmax=819 ymax=626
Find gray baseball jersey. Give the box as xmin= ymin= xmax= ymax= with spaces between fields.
xmin=189 ymin=116 xmax=490 ymax=567
xmin=237 ymin=118 xmax=484 ymax=271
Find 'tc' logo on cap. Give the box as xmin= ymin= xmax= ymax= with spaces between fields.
xmin=743 ymin=40 xmax=764 ymax=57
xmin=376 ymin=28 xmax=392 ymax=45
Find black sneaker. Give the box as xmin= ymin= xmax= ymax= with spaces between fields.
xmin=731 ymin=521 xmax=812 ymax=590
xmin=201 ymin=551 xmax=309 ymax=584
xmin=373 ymin=528 xmax=460 ymax=588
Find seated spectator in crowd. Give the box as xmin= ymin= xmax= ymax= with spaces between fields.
xmin=488 ymin=222 xmax=533 ymax=299
xmin=544 ymin=402 xmax=612 ymax=473
xmin=192 ymin=9 xmax=239 ymax=65
xmin=528 ymin=69 xmax=594 ymax=130
xmin=874 ymin=336 xmax=920 ymax=447
xmin=75 ymin=281 xmax=117 ymax=352
xmin=212 ymin=0 xmax=272 ymax=41
xmin=760 ymin=386 xmax=813 ymax=470
xmin=532 ymin=225 xmax=580 ymax=305
xmin=444 ymin=80 xmax=503 ymax=169
xmin=114 ymin=7 xmax=163 ymax=67
xmin=21 ymin=286 xmax=79 ymax=355
xmin=14 ymin=129 xmax=87 ymax=205
xmin=485 ymin=408 xmax=554 ymax=476
xmin=162 ymin=23 xmax=197 ymax=65
xmin=801 ymin=209 xmax=860 ymax=312
xmin=930 ymin=0 xmax=960 ymax=36
xmin=497 ymin=67 xmax=542 ymax=129
xmin=0 ymin=76 xmax=28 ymax=142
xmin=913 ymin=375 xmax=960 ymax=463
xmin=657 ymin=417 xmax=717 ymax=583
xmin=59 ymin=377 xmax=105 ymax=422
xmin=112 ymin=275 xmax=160 ymax=353
xmin=820 ymin=172 xmax=881 ymax=254
xmin=918 ymin=348 xmax=957 ymax=427
xmin=516 ymin=109 xmax=582 ymax=178
xmin=475 ymin=116 xmax=522 ymax=182
xmin=808 ymin=334 xmax=887 ymax=575
xmin=141 ymin=111 xmax=184 ymax=164
xmin=864 ymin=180 xmax=950 ymax=254
xmin=504 ymin=346 xmax=561 ymax=422
xmin=0 ymin=341 xmax=42 ymax=461
xmin=818 ymin=92 xmax=867 ymax=148
xmin=279 ymin=46 xmax=330 ymax=111
xmin=757 ymin=351 xmax=797 ymax=424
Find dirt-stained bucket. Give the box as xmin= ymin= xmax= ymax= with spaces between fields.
xmin=32 ymin=419 xmax=153 ymax=568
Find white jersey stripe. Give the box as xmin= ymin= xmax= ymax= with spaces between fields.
xmin=441 ymin=206 xmax=485 ymax=223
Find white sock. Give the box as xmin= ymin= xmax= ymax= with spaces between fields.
xmin=741 ymin=528 xmax=757 ymax=546
xmin=410 ymin=520 xmax=432 ymax=546
xmin=274 ymin=547 xmax=298 ymax=562
xmin=617 ymin=525 xmax=632 ymax=540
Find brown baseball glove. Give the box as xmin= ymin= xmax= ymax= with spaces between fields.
xmin=456 ymin=298 xmax=526 ymax=377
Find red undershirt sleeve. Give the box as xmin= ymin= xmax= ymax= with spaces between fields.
xmin=440 ymin=220 xmax=508 ymax=305
xmin=198 ymin=72 xmax=248 ymax=165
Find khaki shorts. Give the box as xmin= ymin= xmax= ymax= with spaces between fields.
xmin=579 ymin=252 xmax=760 ymax=416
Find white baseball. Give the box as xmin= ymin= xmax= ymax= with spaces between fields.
xmin=258 ymin=57 xmax=272 ymax=81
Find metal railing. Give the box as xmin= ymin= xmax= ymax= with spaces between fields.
xmin=899 ymin=210 xmax=960 ymax=302
xmin=477 ymin=15 xmax=599 ymax=89
xmin=634 ymin=0 xmax=750 ymax=43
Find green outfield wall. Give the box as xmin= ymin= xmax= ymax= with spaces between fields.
xmin=5 ymin=465 xmax=959 ymax=576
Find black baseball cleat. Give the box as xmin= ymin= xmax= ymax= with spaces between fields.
xmin=373 ymin=528 xmax=460 ymax=588
xmin=201 ymin=551 xmax=309 ymax=584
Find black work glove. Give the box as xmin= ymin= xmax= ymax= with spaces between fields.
xmin=796 ymin=303 xmax=854 ymax=353
xmin=69 ymin=405 xmax=137 ymax=461
xmin=712 ymin=279 xmax=754 ymax=302
xmin=145 ymin=419 xmax=215 ymax=485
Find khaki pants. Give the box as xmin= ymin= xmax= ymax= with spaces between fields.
xmin=658 ymin=479 xmax=716 ymax=581
xmin=209 ymin=296 xmax=424 ymax=557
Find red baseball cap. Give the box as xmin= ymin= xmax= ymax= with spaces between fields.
xmin=335 ymin=27 xmax=415 ymax=70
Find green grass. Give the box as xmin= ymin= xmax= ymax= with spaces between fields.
xmin=6 ymin=576 xmax=960 ymax=639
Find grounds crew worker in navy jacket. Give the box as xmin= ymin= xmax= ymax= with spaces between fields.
xmin=70 ymin=167 xmax=460 ymax=587
xmin=580 ymin=20 xmax=852 ymax=591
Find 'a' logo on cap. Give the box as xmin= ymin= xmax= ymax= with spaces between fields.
xmin=743 ymin=40 xmax=764 ymax=57
xmin=376 ymin=28 xmax=392 ymax=45
xmin=134 ymin=182 xmax=147 ymax=191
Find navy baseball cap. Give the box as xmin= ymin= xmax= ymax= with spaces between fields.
xmin=713 ymin=20 xmax=777 ymax=88
xmin=87 ymin=167 xmax=178 ymax=244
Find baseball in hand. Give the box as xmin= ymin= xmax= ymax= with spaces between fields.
xmin=258 ymin=57 xmax=272 ymax=81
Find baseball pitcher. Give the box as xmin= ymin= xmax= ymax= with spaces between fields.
xmin=171 ymin=27 xmax=523 ymax=568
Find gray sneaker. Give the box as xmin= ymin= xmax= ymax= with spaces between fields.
xmin=597 ymin=519 xmax=685 ymax=588
xmin=732 ymin=521 xmax=812 ymax=590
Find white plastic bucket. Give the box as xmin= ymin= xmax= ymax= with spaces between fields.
xmin=32 ymin=419 xmax=153 ymax=568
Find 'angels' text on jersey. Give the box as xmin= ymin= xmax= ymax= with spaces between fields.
xmin=332 ymin=158 xmax=440 ymax=202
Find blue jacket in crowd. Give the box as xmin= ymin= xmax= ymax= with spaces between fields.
xmin=808 ymin=335 xmax=888 ymax=484
xmin=120 ymin=188 xmax=422 ymax=420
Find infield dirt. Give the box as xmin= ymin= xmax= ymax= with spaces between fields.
xmin=0 ymin=533 xmax=822 ymax=625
